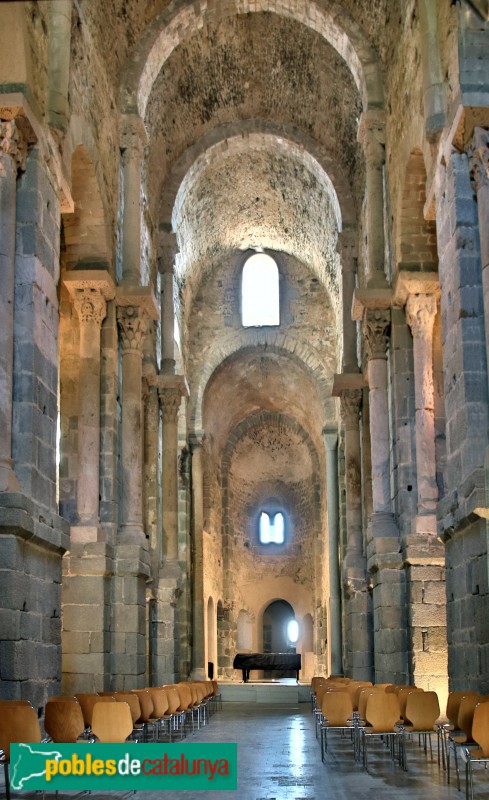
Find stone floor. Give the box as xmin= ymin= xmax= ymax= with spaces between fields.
xmin=3 ymin=701 xmax=486 ymax=800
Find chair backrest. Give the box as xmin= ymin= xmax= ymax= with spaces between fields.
xmin=114 ymin=693 xmax=141 ymax=725
xmin=375 ymin=684 xmax=394 ymax=691
xmin=446 ymin=691 xmax=478 ymax=727
xmin=0 ymin=704 xmax=41 ymax=760
xmin=398 ymin=687 xmax=424 ymax=719
xmin=0 ymin=699 xmax=32 ymax=707
xmin=349 ymin=682 xmax=373 ymax=709
xmin=472 ymin=702 xmax=489 ymax=757
xmin=405 ymin=691 xmax=440 ymax=730
xmin=44 ymin=699 xmax=85 ymax=743
xmin=147 ymin=687 xmax=169 ymax=718
xmin=131 ymin=690 xmax=154 ymax=723
xmin=358 ymin=687 xmax=381 ymax=720
xmin=163 ymin=685 xmax=182 ymax=714
xmin=75 ymin=693 xmax=116 ymax=727
xmin=457 ymin=694 xmax=482 ymax=742
xmin=321 ymin=691 xmax=353 ymax=726
xmin=365 ymin=692 xmax=401 ymax=733
xmin=91 ymin=702 xmax=134 ymax=743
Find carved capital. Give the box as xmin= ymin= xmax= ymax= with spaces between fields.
xmin=468 ymin=127 xmax=489 ymax=193
xmin=406 ymin=293 xmax=437 ymax=339
xmin=340 ymin=389 xmax=362 ymax=430
xmin=117 ymin=305 xmax=148 ymax=353
xmin=72 ymin=288 xmax=107 ymax=327
xmin=364 ymin=308 xmax=390 ymax=360
xmin=158 ymin=386 xmax=181 ymax=423
xmin=0 ymin=120 xmax=27 ymax=171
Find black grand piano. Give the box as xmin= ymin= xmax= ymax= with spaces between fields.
xmin=233 ymin=652 xmax=301 ymax=682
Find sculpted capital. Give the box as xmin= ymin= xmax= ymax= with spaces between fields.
xmin=406 ymin=293 xmax=437 ymax=339
xmin=117 ymin=305 xmax=148 ymax=353
xmin=0 ymin=120 xmax=27 ymax=170
xmin=364 ymin=308 xmax=390 ymax=360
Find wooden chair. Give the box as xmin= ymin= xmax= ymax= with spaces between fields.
xmin=319 ymin=690 xmax=354 ymax=761
xmin=211 ymin=680 xmax=222 ymax=712
xmin=360 ymin=692 xmax=406 ymax=771
xmin=91 ymin=701 xmax=134 ymax=743
xmin=402 ymin=690 xmax=440 ymax=760
xmin=147 ymin=687 xmax=172 ymax=741
xmin=447 ymin=694 xmax=485 ymax=790
xmin=113 ymin=693 xmax=145 ymax=741
xmin=397 ymin=686 xmax=424 ymax=723
xmin=463 ymin=701 xmax=489 ymax=800
xmin=131 ymin=689 xmax=157 ymax=741
xmin=44 ymin=698 xmax=85 ymax=743
xmin=163 ymin=685 xmax=186 ymax=738
xmin=0 ymin=703 xmax=42 ymax=800
xmin=438 ymin=691 xmax=478 ymax=770
xmin=75 ymin=693 xmax=116 ymax=731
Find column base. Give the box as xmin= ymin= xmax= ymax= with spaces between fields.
xmin=118 ymin=524 xmax=148 ymax=548
xmin=368 ymin=511 xmax=399 ymax=539
xmin=411 ymin=513 xmax=437 ymax=536
xmin=190 ymin=667 xmax=207 ymax=681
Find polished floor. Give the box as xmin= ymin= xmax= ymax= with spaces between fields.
xmin=3 ymin=700 xmax=484 ymax=800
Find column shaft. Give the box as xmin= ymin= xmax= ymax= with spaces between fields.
xmin=358 ymin=112 xmax=386 ymax=286
xmin=324 ymin=431 xmax=342 ymax=676
xmin=190 ymin=435 xmax=206 ymax=679
xmin=160 ymin=388 xmax=181 ymax=562
xmin=120 ymin=116 xmax=147 ymax=286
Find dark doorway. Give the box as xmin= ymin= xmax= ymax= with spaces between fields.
xmin=262 ymin=599 xmax=296 ymax=678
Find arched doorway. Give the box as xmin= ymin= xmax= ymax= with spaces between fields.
xmin=262 ymin=600 xmax=296 ymax=654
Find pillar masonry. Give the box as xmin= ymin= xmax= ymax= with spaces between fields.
xmin=0 ymin=106 xmax=70 ymax=706
xmin=0 ymin=120 xmax=24 ymax=493
xmin=159 ymin=231 xmax=178 ymax=374
xmin=339 ymin=386 xmax=372 ymax=681
xmin=190 ymin=433 xmax=206 ymax=680
xmin=434 ymin=147 xmax=489 ymax=689
xmin=393 ymin=273 xmax=447 ymax=696
xmin=360 ymin=305 xmax=407 ymax=683
xmin=357 ymin=111 xmax=387 ymax=288
xmin=63 ymin=272 xmax=115 ymax=542
xmin=120 ymin=115 xmax=147 ymax=286
xmin=323 ymin=429 xmax=342 ymax=676
xmin=338 ymin=229 xmax=359 ymax=372
xmin=110 ymin=291 xmax=157 ymax=690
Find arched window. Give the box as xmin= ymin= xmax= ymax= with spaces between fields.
xmin=241 ymin=252 xmax=280 ymax=327
xmin=259 ymin=511 xmax=285 ymax=544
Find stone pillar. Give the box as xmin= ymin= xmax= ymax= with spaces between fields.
xmin=357 ymin=111 xmax=387 ymax=287
xmin=363 ymin=307 xmax=407 ymax=683
xmin=435 ymin=149 xmax=489 ymax=690
xmin=64 ymin=273 xmax=115 ymax=542
xmin=159 ymin=232 xmax=178 ymax=374
xmin=405 ymin=292 xmax=438 ymax=534
xmin=116 ymin=305 xmax=148 ymax=545
xmin=47 ymin=1 xmax=72 ymax=131
xmin=340 ymin=389 xmax=373 ymax=681
xmin=418 ymin=0 xmax=447 ymax=139
xmin=469 ymin=129 xmax=489 ymax=402
xmin=159 ymin=384 xmax=185 ymax=563
xmin=0 ymin=121 xmax=25 ymax=493
xmin=120 ymin=115 xmax=147 ymax=286
xmin=338 ymin=229 xmax=358 ymax=372
xmin=190 ymin=433 xmax=206 ymax=680
xmin=323 ymin=429 xmax=342 ymax=676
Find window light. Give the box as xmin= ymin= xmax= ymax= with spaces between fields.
xmin=241 ymin=253 xmax=280 ymax=327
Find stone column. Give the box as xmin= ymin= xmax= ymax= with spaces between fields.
xmin=159 ymin=231 xmax=177 ymax=374
xmin=405 ymin=293 xmax=438 ymax=534
xmin=117 ymin=305 xmax=149 ymax=546
xmin=120 ymin=115 xmax=147 ymax=286
xmin=323 ymin=429 xmax=342 ymax=676
xmin=418 ymin=0 xmax=447 ymax=139
xmin=0 ymin=120 xmax=25 ymax=492
xmin=190 ymin=432 xmax=206 ymax=680
xmin=64 ymin=273 xmax=115 ymax=542
xmin=364 ymin=308 xmax=406 ymax=683
xmin=340 ymin=389 xmax=373 ymax=680
xmin=159 ymin=385 xmax=184 ymax=563
xmin=469 ymin=128 xmax=489 ymax=400
xmin=338 ymin=229 xmax=358 ymax=372
xmin=47 ymin=0 xmax=72 ymax=131
xmin=357 ymin=111 xmax=387 ymax=287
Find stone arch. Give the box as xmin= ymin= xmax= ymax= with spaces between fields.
xmin=191 ymin=337 xmax=337 ymax=432
xmin=160 ymin=121 xmax=354 ymax=235
xmin=119 ymin=0 xmax=383 ymax=117
xmin=395 ymin=148 xmax=438 ymax=272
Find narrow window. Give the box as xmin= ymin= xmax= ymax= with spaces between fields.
xmin=259 ymin=511 xmax=285 ymax=544
xmin=241 ymin=253 xmax=280 ymax=327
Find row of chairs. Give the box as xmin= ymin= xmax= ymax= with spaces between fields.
xmin=311 ymin=676 xmax=489 ymax=799
xmin=0 ymin=680 xmax=222 ymax=800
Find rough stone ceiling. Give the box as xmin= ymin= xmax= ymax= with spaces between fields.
xmin=202 ymin=349 xmax=327 ymax=457
xmin=229 ymin=420 xmax=315 ymax=484
xmin=172 ymin=134 xmax=341 ymax=300
xmin=144 ymin=12 xmax=364 ymax=211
